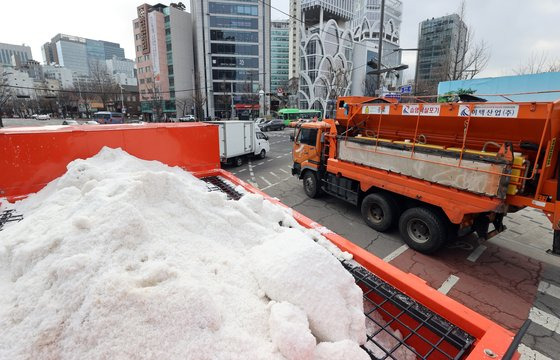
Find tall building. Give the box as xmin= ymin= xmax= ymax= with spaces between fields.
xmin=106 ymin=56 xmax=137 ymax=86
xmin=350 ymin=0 xmax=403 ymax=96
xmin=133 ymin=3 xmax=195 ymax=119
xmin=288 ymin=0 xmax=301 ymax=81
xmin=0 ymin=43 xmax=32 ymax=66
xmin=298 ymin=0 xmax=355 ymax=111
xmin=41 ymin=34 xmax=125 ymax=75
xmin=414 ymin=14 xmax=467 ymax=96
xmin=192 ymin=0 xmax=271 ymax=119
xmin=270 ymin=20 xmax=290 ymax=92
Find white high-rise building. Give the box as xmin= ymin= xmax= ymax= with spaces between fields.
xmin=105 ymin=56 xmax=137 ymax=86
xmin=298 ymin=0 xmax=355 ymax=111
xmin=350 ymin=0 xmax=403 ymax=96
xmin=297 ymin=0 xmax=404 ymax=111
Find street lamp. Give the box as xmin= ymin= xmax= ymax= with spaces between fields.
xmin=118 ymin=84 xmax=125 ymax=114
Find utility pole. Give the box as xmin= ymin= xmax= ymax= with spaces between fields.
xmin=376 ymin=0 xmax=386 ymax=94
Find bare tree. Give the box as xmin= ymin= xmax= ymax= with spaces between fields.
xmin=327 ymin=67 xmax=350 ymax=103
xmin=0 ymin=70 xmax=12 ymax=127
xmin=514 ymin=52 xmax=560 ymax=75
xmin=142 ymin=75 xmax=164 ymax=121
xmin=75 ymin=78 xmax=96 ymax=118
xmin=189 ymin=90 xmax=207 ymax=120
xmin=447 ymin=1 xmax=490 ymax=81
xmin=89 ymin=60 xmax=119 ymax=110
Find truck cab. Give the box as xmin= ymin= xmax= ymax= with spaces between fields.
xmin=291 ymin=122 xmax=330 ymax=197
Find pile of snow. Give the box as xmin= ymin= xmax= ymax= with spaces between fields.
xmin=0 ymin=147 xmax=369 ymax=359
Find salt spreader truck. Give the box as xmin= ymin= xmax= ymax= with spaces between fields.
xmin=291 ymin=96 xmax=560 ymax=255
xmin=0 ymin=123 xmax=519 ymax=359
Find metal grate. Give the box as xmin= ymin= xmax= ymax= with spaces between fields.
xmin=201 ymin=176 xmax=243 ymax=200
xmin=0 ymin=209 xmax=23 ymax=231
xmin=342 ymin=261 xmax=475 ymax=360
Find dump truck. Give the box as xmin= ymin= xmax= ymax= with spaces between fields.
xmin=209 ymin=120 xmax=270 ymax=166
xmin=292 ymin=96 xmax=560 ymax=255
xmin=0 ymin=122 xmax=518 ymax=359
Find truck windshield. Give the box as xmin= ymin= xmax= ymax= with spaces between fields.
xmin=297 ymin=128 xmax=318 ymax=146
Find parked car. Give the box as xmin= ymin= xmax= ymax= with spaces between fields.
xmin=255 ymin=118 xmax=267 ymax=126
xmin=179 ymin=115 xmax=196 ymax=122
xmin=84 ymin=121 xmax=99 ymax=125
xmin=259 ymin=119 xmax=285 ymax=131
xmin=62 ymin=120 xmax=79 ymax=125
xmin=36 ymin=114 xmax=50 ymax=120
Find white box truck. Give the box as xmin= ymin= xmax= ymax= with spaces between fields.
xmin=211 ymin=121 xmax=270 ymax=166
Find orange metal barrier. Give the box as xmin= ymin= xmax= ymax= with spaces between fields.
xmin=0 ymin=123 xmax=516 ymax=359
xmin=0 ymin=123 xmax=220 ymax=201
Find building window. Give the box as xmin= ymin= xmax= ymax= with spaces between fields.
xmin=209 ymin=2 xmax=258 ymax=16
xmin=210 ymin=43 xmax=258 ymax=56
xmin=209 ymin=16 xmax=258 ymax=30
xmin=210 ymin=30 xmax=258 ymax=43
xmin=168 ymin=65 xmax=174 ymax=75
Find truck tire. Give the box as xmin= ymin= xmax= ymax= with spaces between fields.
xmin=234 ymin=157 xmax=243 ymax=167
xmin=259 ymin=149 xmax=266 ymax=159
xmin=303 ymin=171 xmax=320 ymax=198
xmin=398 ymin=207 xmax=448 ymax=254
xmin=361 ymin=193 xmax=400 ymax=232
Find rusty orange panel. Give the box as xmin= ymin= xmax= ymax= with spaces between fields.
xmin=0 ymin=123 xmax=220 ymax=200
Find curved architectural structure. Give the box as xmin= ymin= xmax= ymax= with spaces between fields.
xmin=298 ymin=0 xmax=403 ymax=112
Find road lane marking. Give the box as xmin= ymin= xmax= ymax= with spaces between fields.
xmin=260 ymin=176 xmax=293 ymax=191
xmin=517 ymin=344 xmax=552 ymax=360
xmin=437 ymin=275 xmax=460 ymax=295
xmin=276 ymin=156 xmax=282 ymax=159
xmin=257 ymin=162 xmax=264 ymax=165
xmin=269 ymin=171 xmax=279 ymax=178
xmin=467 ymin=244 xmax=487 ymax=262
xmin=267 ymin=159 xmax=273 ymax=162
xmin=529 ymin=307 xmax=560 ymax=334
xmin=538 ymin=281 xmax=560 ymax=300
xmin=260 ymin=176 xmax=272 ymax=186
xmin=238 ymin=168 xmax=247 ymax=173
xmin=382 ymin=245 xmax=409 ymax=262
xmin=279 ymin=168 xmax=289 ymax=174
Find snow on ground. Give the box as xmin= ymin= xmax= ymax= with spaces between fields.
xmin=0 ymin=147 xmax=370 ymax=360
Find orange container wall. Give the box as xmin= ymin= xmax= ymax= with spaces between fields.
xmin=0 ymin=123 xmax=220 ymax=200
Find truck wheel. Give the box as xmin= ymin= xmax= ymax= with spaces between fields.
xmin=259 ymin=149 xmax=266 ymax=159
xmin=303 ymin=171 xmax=320 ymax=198
xmin=399 ymin=207 xmax=448 ymax=254
xmin=361 ymin=193 xmax=399 ymax=232
xmin=234 ymin=157 xmax=243 ymax=167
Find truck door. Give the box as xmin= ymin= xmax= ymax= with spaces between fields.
xmin=293 ymin=127 xmax=319 ymax=167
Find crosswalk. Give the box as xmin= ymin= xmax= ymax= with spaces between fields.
xmin=519 ymin=272 xmax=560 ymax=359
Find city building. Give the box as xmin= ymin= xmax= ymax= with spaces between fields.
xmin=0 ymin=43 xmax=33 ymax=66
xmin=350 ymin=0 xmax=403 ymax=96
xmin=133 ymin=3 xmax=194 ymax=120
xmin=43 ymin=64 xmax=74 ymax=89
xmin=270 ymin=20 xmax=290 ymax=92
xmin=192 ymin=0 xmax=271 ymax=119
xmin=296 ymin=0 xmax=404 ymax=111
xmin=41 ymin=34 xmax=125 ymax=75
xmin=106 ymin=56 xmax=138 ymax=86
xmin=288 ymin=0 xmax=301 ymax=81
xmin=298 ymin=0 xmax=355 ymax=111
xmin=415 ymin=14 xmax=467 ymax=96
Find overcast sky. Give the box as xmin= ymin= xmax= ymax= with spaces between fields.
xmin=1 ymin=0 xmax=559 ymax=81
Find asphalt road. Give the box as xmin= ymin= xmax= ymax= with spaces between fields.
xmin=227 ymin=127 xmax=560 ymax=360
xmin=3 ymin=120 xmax=559 ymax=358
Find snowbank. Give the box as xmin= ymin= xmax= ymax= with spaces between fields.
xmin=0 ymin=147 xmax=368 ymax=359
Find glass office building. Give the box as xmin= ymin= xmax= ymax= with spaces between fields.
xmin=270 ymin=20 xmax=290 ymax=92
xmin=192 ymin=0 xmax=271 ymax=118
